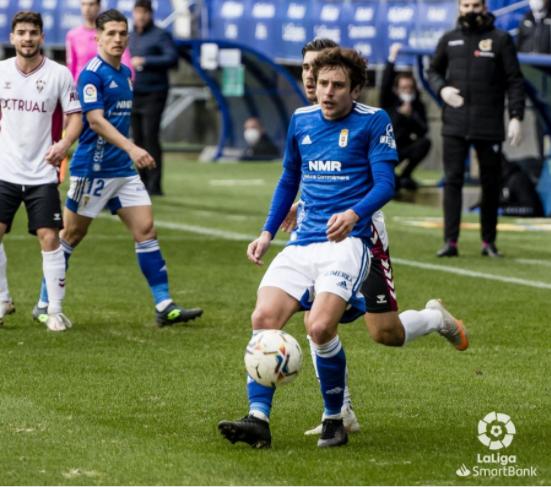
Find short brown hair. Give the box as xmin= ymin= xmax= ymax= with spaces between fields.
xmin=96 ymin=9 xmax=128 ymax=30
xmin=11 ymin=11 xmax=43 ymax=32
xmin=301 ymin=38 xmax=338 ymax=57
xmin=393 ymin=71 xmax=417 ymax=90
xmin=312 ymin=47 xmax=368 ymax=92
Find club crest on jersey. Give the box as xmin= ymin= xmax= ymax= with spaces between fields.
xmin=379 ymin=124 xmax=396 ymax=149
xmin=338 ymin=129 xmax=349 ymax=148
xmin=479 ymin=39 xmax=492 ymax=51
xmin=36 ymin=79 xmax=45 ymax=93
xmin=83 ymin=84 xmax=98 ymax=103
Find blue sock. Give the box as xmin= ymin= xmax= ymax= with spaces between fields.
xmin=247 ymin=330 xmax=275 ymax=421
xmin=38 ymin=239 xmax=73 ymax=306
xmin=314 ymin=335 xmax=346 ymax=417
xmin=135 ymin=240 xmax=171 ymax=305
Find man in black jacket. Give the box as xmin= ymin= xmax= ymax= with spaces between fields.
xmin=517 ymin=0 xmax=551 ymax=53
xmin=380 ymin=43 xmax=431 ymax=190
xmin=129 ymin=0 xmax=178 ymax=196
xmin=428 ymin=0 xmax=525 ymax=258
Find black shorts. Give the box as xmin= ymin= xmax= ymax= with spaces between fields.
xmin=0 ymin=180 xmax=63 ymax=235
xmin=360 ymin=240 xmax=399 ymax=313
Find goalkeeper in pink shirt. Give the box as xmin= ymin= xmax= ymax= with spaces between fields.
xmin=66 ymin=0 xmax=132 ymax=81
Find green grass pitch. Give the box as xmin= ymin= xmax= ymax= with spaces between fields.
xmin=0 ymin=156 xmax=549 ymax=485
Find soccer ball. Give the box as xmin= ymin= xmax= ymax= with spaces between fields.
xmin=245 ymin=329 xmax=303 ymax=387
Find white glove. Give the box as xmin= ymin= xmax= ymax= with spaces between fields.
xmin=507 ymin=118 xmax=522 ymax=146
xmin=440 ymin=86 xmax=464 ymax=108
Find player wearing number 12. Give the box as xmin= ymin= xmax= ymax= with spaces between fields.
xmin=33 ymin=9 xmax=202 ymax=326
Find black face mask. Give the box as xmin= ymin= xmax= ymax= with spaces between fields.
xmin=460 ymin=11 xmax=485 ymax=29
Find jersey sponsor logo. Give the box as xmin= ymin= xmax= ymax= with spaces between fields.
xmin=83 ymin=84 xmax=98 ymax=103
xmin=379 ymin=123 xmax=396 ymax=149
xmin=0 ymin=98 xmax=47 ymax=113
xmin=448 ymin=39 xmax=464 ymax=46
xmin=376 ymin=294 xmax=387 ymax=304
xmin=3 ymin=81 xmax=11 ymax=89
xmin=336 ymin=280 xmax=348 ymax=290
xmin=474 ymin=50 xmax=495 ymax=58
xmin=116 ymin=100 xmax=132 ymax=109
xmin=338 ymin=128 xmax=349 ymax=147
xmin=109 ymin=80 xmax=119 ymax=89
xmin=35 ymin=79 xmax=46 ymax=93
xmin=308 ymin=160 xmax=342 ymax=171
xmin=301 ymin=134 xmax=312 ymax=145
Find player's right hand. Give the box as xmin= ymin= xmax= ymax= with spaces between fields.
xmin=280 ymin=202 xmax=299 ymax=233
xmin=129 ymin=145 xmax=156 ymax=169
xmin=247 ymin=231 xmax=272 ymax=265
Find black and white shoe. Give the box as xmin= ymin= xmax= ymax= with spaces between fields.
xmin=156 ymin=302 xmax=203 ymax=327
xmin=218 ymin=415 xmax=271 ymax=448
xmin=317 ymin=418 xmax=348 ymax=448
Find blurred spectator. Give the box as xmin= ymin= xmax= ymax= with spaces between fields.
xmin=517 ymin=0 xmax=551 ymax=53
xmin=517 ymin=0 xmax=551 ymax=161
xmin=240 ymin=117 xmax=280 ymax=161
xmin=380 ymin=43 xmax=431 ymax=190
xmin=500 ymin=156 xmax=543 ymax=216
xmin=129 ymin=0 xmax=179 ymax=196
xmin=66 ymin=0 xmax=132 ymax=82
xmin=428 ymin=0 xmax=525 ymax=258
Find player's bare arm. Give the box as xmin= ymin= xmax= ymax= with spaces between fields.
xmin=86 ymin=108 xmax=155 ymax=169
xmin=280 ymin=201 xmax=299 ymax=233
xmin=247 ymin=231 xmax=272 ymax=265
xmin=45 ymin=112 xmax=82 ymax=166
xmin=326 ymin=209 xmax=360 ymax=242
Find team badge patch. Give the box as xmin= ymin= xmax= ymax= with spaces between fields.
xmin=338 ymin=129 xmax=349 ymax=148
xmin=479 ymin=39 xmax=492 ymax=51
xmin=83 ymin=84 xmax=98 ymax=103
xmin=379 ymin=124 xmax=396 ymax=149
xmin=36 ymin=79 xmax=45 ymax=93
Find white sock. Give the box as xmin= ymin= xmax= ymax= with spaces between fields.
xmin=0 ymin=242 xmax=10 ymax=302
xmin=42 ymin=246 xmax=66 ymax=314
xmin=308 ymin=334 xmax=353 ymax=409
xmin=400 ymin=309 xmax=443 ymax=344
xmin=155 ymin=299 xmax=172 ymax=312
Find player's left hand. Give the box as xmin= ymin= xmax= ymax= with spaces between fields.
xmin=45 ymin=140 xmax=70 ymax=167
xmin=507 ymin=118 xmax=522 ymax=146
xmin=326 ymin=209 xmax=360 ymax=242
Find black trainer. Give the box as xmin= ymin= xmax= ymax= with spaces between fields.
xmin=317 ymin=418 xmax=348 ymax=448
xmin=156 ymin=302 xmax=203 ymax=327
xmin=218 ymin=415 xmax=271 ymax=448
xmin=481 ymin=243 xmax=503 ymax=258
xmin=436 ymin=242 xmax=459 ymax=257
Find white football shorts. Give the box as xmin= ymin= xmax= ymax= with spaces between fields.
xmin=66 ymin=175 xmax=151 ymax=218
xmin=259 ymin=237 xmax=371 ymax=321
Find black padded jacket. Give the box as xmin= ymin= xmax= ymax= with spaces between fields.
xmin=428 ymin=13 xmax=525 ymax=141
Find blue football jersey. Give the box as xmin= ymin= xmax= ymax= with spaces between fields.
xmin=71 ymin=56 xmax=135 ymax=178
xmin=284 ymin=102 xmax=398 ymax=246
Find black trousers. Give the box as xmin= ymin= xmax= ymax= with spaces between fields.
xmin=131 ymin=90 xmax=168 ymax=195
xmin=398 ymin=136 xmax=431 ymax=179
xmin=442 ymin=136 xmax=502 ymax=244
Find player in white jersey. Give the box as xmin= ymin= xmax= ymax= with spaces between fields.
xmin=219 ymin=48 xmax=469 ymax=449
xmin=0 ymin=11 xmax=82 ymax=331
xmin=287 ymin=39 xmax=470 ymax=436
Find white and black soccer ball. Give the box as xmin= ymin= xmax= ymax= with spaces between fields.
xmin=244 ymin=329 xmax=303 ymax=387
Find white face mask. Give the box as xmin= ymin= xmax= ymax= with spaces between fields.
xmin=244 ymin=128 xmax=261 ymax=146
xmin=530 ymin=0 xmax=546 ymax=12
xmin=399 ymin=92 xmax=415 ymax=103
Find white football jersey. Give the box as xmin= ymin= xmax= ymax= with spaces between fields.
xmin=0 ymin=57 xmax=81 ymax=185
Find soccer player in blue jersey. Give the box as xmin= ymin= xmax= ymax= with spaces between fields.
xmin=218 ymin=47 xmax=468 ymax=449
xmin=293 ymin=40 xmax=470 ymax=438
xmin=33 ymin=9 xmax=202 ymax=326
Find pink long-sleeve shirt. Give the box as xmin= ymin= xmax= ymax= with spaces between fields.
xmin=65 ymin=25 xmax=133 ymax=81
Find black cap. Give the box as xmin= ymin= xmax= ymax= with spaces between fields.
xmin=134 ymin=0 xmax=153 ymax=11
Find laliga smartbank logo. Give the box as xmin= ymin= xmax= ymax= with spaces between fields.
xmin=455 ymin=412 xmax=538 ymax=479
